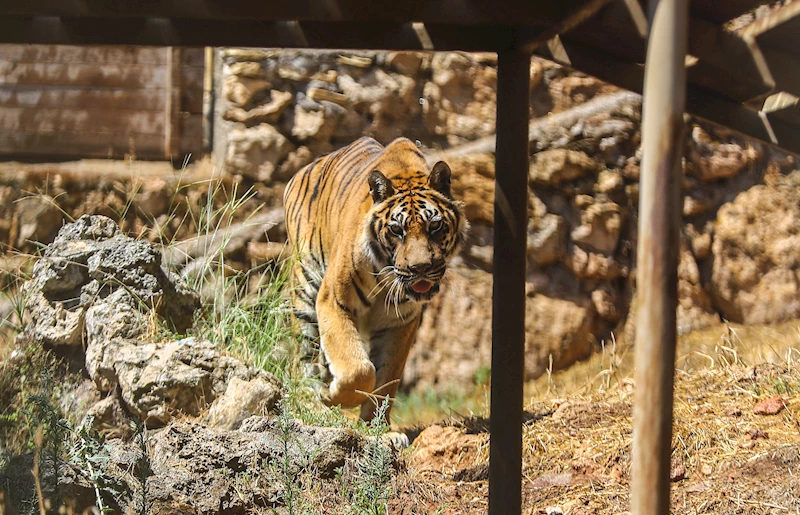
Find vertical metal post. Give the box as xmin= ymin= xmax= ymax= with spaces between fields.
xmin=632 ymin=1 xmax=688 ymax=514
xmin=489 ymin=49 xmax=530 ymax=515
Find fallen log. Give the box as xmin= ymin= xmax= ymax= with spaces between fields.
xmin=162 ymin=208 xmax=285 ymax=272
xmin=427 ymin=90 xmax=642 ymax=162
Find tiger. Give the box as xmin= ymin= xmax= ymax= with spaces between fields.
xmin=283 ymin=136 xmax=468 ymax=422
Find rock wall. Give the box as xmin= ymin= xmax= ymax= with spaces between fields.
xmin=215 ymin=48 xmax=800 ymax=393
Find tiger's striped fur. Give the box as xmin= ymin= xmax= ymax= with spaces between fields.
xmin=283 ymin=136 xmax=468 ymax=421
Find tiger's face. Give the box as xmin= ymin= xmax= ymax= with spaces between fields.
xmin=364 ymin=161 xmax=467 ymax=303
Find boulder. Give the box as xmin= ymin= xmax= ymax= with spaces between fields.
xmin=405 ymin=265 xmax=598 ymax=392
xmin=528 ymin=214 xmax=568 ymax=266
xmin=205 ymin=376 xmax=283 ymax=430
xmin=677 ymin=247 xmax=719 ymax=333
xmin=224 ymin=125 xmax=295 ymax=182
xmin=223 ymin=75 xmax=271 ymax=107
xmin=422 ymin=53 xmax=497 ymax=144
xmin=711 ymin=184 xmax=800 ymax=324
xmin=19 ymin=215 xmax=198 ymax=347
xmin=529 ymin=149 xmax=601 ymax=186
xmin=85 ymin=336 xmax=281 ymax=428
xmin=687 ymin=125 xmax=763 ymax=182
xmin=14 ymin=195 xmax=64 ymax=250
xmin=570 ymin=201 xmax=623 ymax=254
xmin=105 ymin=418 xmax=368 ymax=513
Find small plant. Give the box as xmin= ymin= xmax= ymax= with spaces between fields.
xmin=69 ymin=418 xmax=120 ymax=514
xmin=268 ymin=402 xmax=316 ymax=515
xmin=339 ymin=399 xmax=395 ymax=515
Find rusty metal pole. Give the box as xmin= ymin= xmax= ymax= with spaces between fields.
xmin=488 ymin=49 xmax=530 ymax=515
xmin=632 ymin=1 xmax=688 ymax=514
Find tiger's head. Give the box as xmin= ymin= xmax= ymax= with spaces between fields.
xmin=363 ymin=160 xmax=468 ymax=303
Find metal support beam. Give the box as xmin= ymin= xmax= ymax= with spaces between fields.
xmin=489 ymin=49 xmax=530 ymax=515
xmin=632 ymin=0 xmax=687 ymax=514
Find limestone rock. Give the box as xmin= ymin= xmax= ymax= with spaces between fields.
xmin=291 ymin=104 xmax=339 ymax=141
xmin=594 ymin=169 xmax=624 ymax=194
xmin=205 ymin=376 xmax=282 ymax=430
xmin=224 ymin=125 xmax=295 ymax=182
xmin=687 ymin=125 xmax=763 ymax=182
xmin=223 ymin=75 xmax=271 ymax=107
xmin=525 ymin=294 xmax=596 ymax=377
xmin=386 ymin=51 xmax=425 ymax=76
xmin=528 ymin=214 xmax=567 ymax=266
xmin=571 ymin=201 xmax=622 ymax=254
xmin=677 ymin=247 xmax=719 ymax=333
xmin=406 ymin=265 xmax=599 ymax=392
xmin=86 ymin=336 xmax=280 ymax=427
xmin=711 ymin=184 xmax=800 ymax=324
xmin=101 ymin=418 xmax=367 ymax=513
xmin=276 ymin=145 xmax=314 ymax=181
xmin=423 ymin=53 xmax=497 ymax=143
xmin=529 ymin=149 xmax=601 ymax=186
xmin=227 ymin=61 xmax=266 ymax=78
xmin=447 ymin=153 xmax=495 ymax=225
xmin=19 ymin=215 xmax=198 ymax=346
xmin=224 ymin=89 xmax=293 ymax=124
xmin=14 ymin=195 xmax=63 ymax=249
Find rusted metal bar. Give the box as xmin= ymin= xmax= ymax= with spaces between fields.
xmin=632 ymin=1 xmax=688 ymax=514
xmin=488 ymin=49 xmax=530 ymax=515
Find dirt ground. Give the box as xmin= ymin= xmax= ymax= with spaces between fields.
xmin=382 ymin=321 xmax=800 ymax=515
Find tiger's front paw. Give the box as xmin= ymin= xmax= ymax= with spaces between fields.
xmin=327 ymin=360 xmax=376 ymax=408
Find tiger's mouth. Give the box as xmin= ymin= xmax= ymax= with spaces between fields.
xmin=404 ymin=279 xmax=440 ymax=301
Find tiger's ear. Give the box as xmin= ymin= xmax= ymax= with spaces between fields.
xmin=368 ymin=170 xmax=395 ymax=203
xmin=429 ymin=161 xmax=452 ymax=198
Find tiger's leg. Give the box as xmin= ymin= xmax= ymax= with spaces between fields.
xmin=316 ymin=278 xmax=376 ymax=409
xmin=359 ymin=316 xmax=421 ymax=423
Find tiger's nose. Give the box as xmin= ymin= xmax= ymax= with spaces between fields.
xmin=408 ymin=258 xmax=444 ymax=275
xmin=407 ymin=262 xmax=432 ymax=274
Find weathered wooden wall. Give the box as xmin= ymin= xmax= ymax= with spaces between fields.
xmin=0 ymin=44 xmax=204 ymax=161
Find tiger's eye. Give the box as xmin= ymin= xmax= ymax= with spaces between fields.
xmin=429 ymin=219 xmax=443 ymax=233
xmin=388 ymin=222 xmax=404 ymax=237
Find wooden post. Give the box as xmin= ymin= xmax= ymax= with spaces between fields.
xmin=632 ymin=1 xmax=688 ymax=514
xmin=488 ymin=49 xmax=530 ymax=515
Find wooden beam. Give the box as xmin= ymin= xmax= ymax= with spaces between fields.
xmin=537 ymin=39 xmax=800 ymax=156
xmin=488 ymin=49 xmax=530 ymax=515
xmin=0 ymin=17 xmax=549 ymax=51
xmin=632 ymin=1 xmax=687 ymax=514
xmin=0 ymin=0 xmax=595 ymax=26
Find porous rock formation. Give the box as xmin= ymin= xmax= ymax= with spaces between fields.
xmin=2 ymin=215 xmax=380 ymax=514
xmin=215 ymin=48 xmax=800 ymax=392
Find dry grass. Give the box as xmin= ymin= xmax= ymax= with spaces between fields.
xmin=397 ymin=320 xmax=800 ymax=514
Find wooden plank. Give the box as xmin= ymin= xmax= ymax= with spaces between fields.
xmin=632 ymin=1 xmax=687 ymax=514
xmin=686 ymin=16 xmax=773 ymax=102
xmin=0 ymin=130 xmax=164 ymax=159
xmin=0 ymin=106 xmax=166 ymax=135
xmin=0 ymin=17 xmax=552 ymax=52
xmin=165 ymin=47 xmax=182 ymax=159
xmin=760 ymin=46 xmax=800 ymax=98
xmin=537 ymin=39 xmax=800 ymax=155
xmin=0 ymin=60 xmax=167 ymax=88
xmin=562 ymin=5 xmax=773 ymax=101
xmin=180 ymin=63 xmax=205 ymax=113
xmin=739 ymin=0 xmax=800 ymax=52
xmin=179 ymin=113 xmax=204 ymax=158
xmin=690 ymin=0 xmax=768 ymax=24
xmin=0 ymin=0 xmax=596 ymax=26
xmin=488 ymin=49 xmax=530 ymax=515
xmin=0 ymin=86 xmax=169 ymax=111
xmin=182 ymin=47 xmax=206 ymax=68
xmin=562 ymin=0 xmax=647 ymax=62
xmin=0 ymin=43 xmax=168 ymax=64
